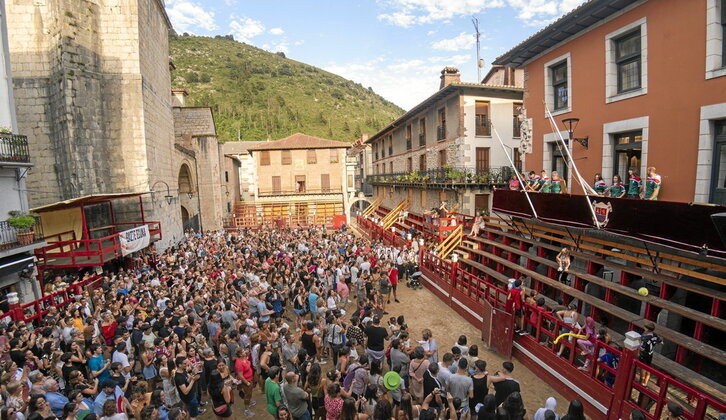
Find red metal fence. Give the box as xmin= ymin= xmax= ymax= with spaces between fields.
xmin=358 ymin=218 xmax=726 ymax=420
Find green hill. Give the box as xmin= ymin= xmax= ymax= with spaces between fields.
xmin=169 ymin=34 xmax=404 ymax=142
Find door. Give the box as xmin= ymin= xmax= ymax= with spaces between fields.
xmin=551 ymin=143 xmax=568 ymax=184
xmin=475 ymin=194 xmax=489 ymax=215
xmin=295 ymin=175 xmax=306 ymax=192
xmin=710 ymin=121 xmax=726 ymax=205
xmin=321 ymin=174 xmax=330 ymax=192
xmin=481 ymin=297 xmax=514 ymax=358
xmin=476 ymin=147 xmax=490 ymax=174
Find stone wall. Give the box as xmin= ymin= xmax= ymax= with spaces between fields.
xmin=6 ymin=0 xmax=183 ymax=250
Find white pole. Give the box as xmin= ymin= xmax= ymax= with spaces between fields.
xmin=491 ymin=125 xmax=539 ymax=220
xmin=543 ymin=102 xmax=601 ymax=228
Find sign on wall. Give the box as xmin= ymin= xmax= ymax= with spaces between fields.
xmin=119 ymin=225 xmax=150 ymax=256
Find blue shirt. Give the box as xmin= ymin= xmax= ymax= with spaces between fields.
xmin=308 ymin=293 xmax=319 ymax=313
xmin=45 ymin=391 xmax=69 ymax=418
xmin=89 ymin=354 xmax=110 ymax=383
xmin=94 ymin=391 xmax=116 ymax=416
xmin=257 ymin=301 xmax=270 ymax=322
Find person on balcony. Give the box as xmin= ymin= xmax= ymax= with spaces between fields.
xmin=538 ymin=170 xmax=551 ymax=193
xmin=508 ymin=175 xmax=521 ymax=191
xmin=626 ymin=169 xmax=642 ymax=199
xmin=605 ymin=175 xmax=626 ymax=198
xmin=593 ymin=173 xmax=607 ymax=195
xmin=526 ymin=171 xmax=541 ymax=192
xmin=550 ymin=171 xmax=566 ymax=194
xmin=642 ymin=167 xmax=662 ymax=200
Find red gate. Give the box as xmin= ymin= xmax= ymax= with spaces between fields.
xmin=481 ymin=297 xmax=514 ymax=358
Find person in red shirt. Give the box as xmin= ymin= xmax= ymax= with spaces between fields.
xmin=507 ymin=279 xmax=525 ymax=333
xmin=387 ymin=263 xmax=400 ymax=304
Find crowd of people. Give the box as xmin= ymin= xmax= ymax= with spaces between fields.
xmin=0 ymin=225 xmax=652 ymax=420
xmin=507 ymin=167 xmax=662 ymax=200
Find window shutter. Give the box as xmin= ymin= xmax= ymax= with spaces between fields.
xmin=261 ymin=151 xmax=270 ymax=166
xmin=307 ymin=149 xmax=317 ymax=164
xmin=321 ymin=174 xmax=330 ymax=192
xmin=281 ymin=150 xmax=291 ymax=165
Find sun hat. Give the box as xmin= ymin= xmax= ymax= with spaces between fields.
xmin=383 ymin=371 xmax=401 ymax=390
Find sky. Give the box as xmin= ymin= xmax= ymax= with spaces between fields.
xmin=165 ymin=0 xmax=587 ymax=110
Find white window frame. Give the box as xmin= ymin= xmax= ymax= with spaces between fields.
xmin=601 ymin=116 xmax=649 ymax=183
xmin=543 ymin=52 xmax=572 ymax=117
xmin=542 ymin=130 xmax=572 ymax=192
xmin=706 ymin=0 xmax=726 ymax=79
xmin=695 ymin=103 xmax=726 ymax=202
xmin=605 ymin=18 xmax=648 ymax=103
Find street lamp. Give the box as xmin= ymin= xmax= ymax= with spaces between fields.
xmin=562 ymin=118 xmax=589 ymax=148
xmin=151 ymin=181 xmax=175 ymax=205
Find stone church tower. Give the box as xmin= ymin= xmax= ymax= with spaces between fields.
xmin=5 ymin=0 xmax=183 ymax=248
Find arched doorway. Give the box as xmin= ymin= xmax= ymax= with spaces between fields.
xmin=348 ymin=198 xmax=371 ymax=217
xmin=178 ymin=164 xmax=200 ymax=232
xmin=178 ymin=164 xmax=193 ymax=195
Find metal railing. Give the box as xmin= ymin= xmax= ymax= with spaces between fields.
xmin=0 ymin=134 xmax=30 ymax=164
xmin=366 ymin=166 xmax=514 ymax=186
xmin=258 ymin=187 xmax=343 ymax=197
xmin=0 ymin=217 xmax=44 ymax=250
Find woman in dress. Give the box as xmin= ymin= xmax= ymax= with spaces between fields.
xmin=407 ymin=346 xmax=430 ymax=403
xmin=606 ymin=175 xmax=626 ymax=198
xmin=593 ymin=173 xmax=607 ymax=195
xmin=324 ymin=383 xmax=345 ymax=420
xmin=551 ymin=171 xmax=566 ymax=194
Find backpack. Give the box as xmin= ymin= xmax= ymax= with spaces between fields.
xmin=343 ymin=366 xmax=364 ymax=391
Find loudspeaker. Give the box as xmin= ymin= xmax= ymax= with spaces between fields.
xmin=711 ymin=212 xmax=726 ymax=247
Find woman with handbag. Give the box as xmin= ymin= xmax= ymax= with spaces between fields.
xmin=209 ymin=369 xmax=233 ymax=419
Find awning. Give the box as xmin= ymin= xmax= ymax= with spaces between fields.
xmin=31 ymin=192 xmax=151 ymax=213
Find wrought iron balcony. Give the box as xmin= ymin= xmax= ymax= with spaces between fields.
xmin=366 ymin=166 xmax=514 ymax=187
xmin=0 ymin=217 xmax=44 ymax=251
xmin=0 ymin=134 xmax=30 ymax=164
xmin=258 ymin=187 xmax=343 ymax=197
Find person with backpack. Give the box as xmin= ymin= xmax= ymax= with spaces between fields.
xmin=343 ymin=354 xmax=370 ymax=399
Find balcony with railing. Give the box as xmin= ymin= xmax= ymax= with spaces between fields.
xmin=0 ymin=134 xmax=31 ymax=165
xmin=0 ymin=217 xmax=44 ymax=253
xmin=366 ymin=166 xmax=513 ymax=187
xmin=258 ymin=187 xmax=344 ymax=197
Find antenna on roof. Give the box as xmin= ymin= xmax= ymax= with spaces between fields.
xmin=472 ymin=17 xmax=483 ymax=82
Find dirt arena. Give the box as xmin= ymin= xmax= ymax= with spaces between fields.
xmin=203 ymin=282 xmax=570 ymax=419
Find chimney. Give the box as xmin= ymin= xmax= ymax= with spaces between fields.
xmin=440 ymin=67 xmax=461 ymax=90
xmin=171 ymin=88 xmax=188 ymax=107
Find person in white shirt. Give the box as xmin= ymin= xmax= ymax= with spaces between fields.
xmin=111 ymin=342 xmax=133 ymax=379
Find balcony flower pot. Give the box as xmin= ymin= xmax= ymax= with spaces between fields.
xmin=7 ymin=210 xmax=38 ymax=245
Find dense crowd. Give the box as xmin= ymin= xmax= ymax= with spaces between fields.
xmin=0 ymin=225 xmax=663 ymax=420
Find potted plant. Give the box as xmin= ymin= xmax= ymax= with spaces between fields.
xmin=7 ymin=211 xmax=38 ymax=245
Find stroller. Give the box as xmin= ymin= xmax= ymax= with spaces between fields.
xmin=406 ymin=263 xmax=423 ymax=290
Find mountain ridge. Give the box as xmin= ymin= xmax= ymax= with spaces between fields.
xmin=169 ymin=34 xmax=404 ymax=142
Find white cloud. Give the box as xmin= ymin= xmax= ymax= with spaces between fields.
xmin=377 ymin=0 xmax=505 ymax=27
xmin=165 ymin=0 xmax=218 ymax=33
xmin=324 ymin=54 xmax=474 ymax=110
xmin=229 ymin=17 xmax=265 ymax=43
xmin=262 ymin=41 xmax=290 ymax=54
xmin=269 ymin=27 xmax=285 ymax=35
xmin=377 ymin=0 xmax=586 ymax=27
xmin=431 ymin=32 xmax=476 ymax=51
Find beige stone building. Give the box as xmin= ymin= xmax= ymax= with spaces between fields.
xmin=221 ymin=141 xmax=264 ymax=203
xmin=226 ymin=133 xmax=354 ymax=227
xmin=366 ymin=67 xmax=524 ymax=216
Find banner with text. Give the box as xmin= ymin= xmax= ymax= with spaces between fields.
xmin=119 ymin=225 xmax=150 ymax=256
